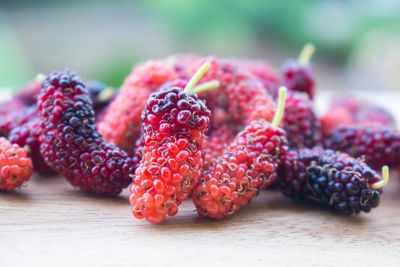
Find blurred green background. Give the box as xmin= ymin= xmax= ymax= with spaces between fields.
xmin=0 ymin=0 xmax=399 ymax=92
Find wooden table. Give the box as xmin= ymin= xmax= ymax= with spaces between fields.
xmin=1 ymin=91 xmax=400 ymax=266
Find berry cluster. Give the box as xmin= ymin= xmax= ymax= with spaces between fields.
xmin=0 ymin=45 xmax=393 ymax=224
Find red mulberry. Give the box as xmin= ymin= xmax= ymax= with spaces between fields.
xmin=130 ymin=62 xmax=212 ymax=223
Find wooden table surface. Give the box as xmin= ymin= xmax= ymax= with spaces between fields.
xmin=1 ymin=91 xmax=400 ymax=266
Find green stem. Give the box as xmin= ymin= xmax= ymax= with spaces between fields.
xmin=370 ymin=166 xmax=389 ymax=189
xmin=192 ymin=80 xmax=220 ymax=94
xmin=298 ymin=43 xmax=315 ymax=66
xmin=184 ymin=61 xmax=211 ymax=93
xmin=271 ymin=87 xmax=287 ymax=129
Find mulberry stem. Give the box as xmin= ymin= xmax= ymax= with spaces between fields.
xmin=271 ymin=86 xmax=287 ymax=128
xmin=370 ymin=166 xmax=389 ymax=189
xmin=192 ymin=80 xmax=220 ymax=94
xmin=184 ymin=61 xmax=211 ymax=93
xmin=298 ymin=43 xmax=315 ymax=66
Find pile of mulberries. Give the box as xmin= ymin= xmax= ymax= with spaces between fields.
xmin=0 ymin=44 xmax=394 ymax=224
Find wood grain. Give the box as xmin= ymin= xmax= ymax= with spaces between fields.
xmin=1 ymin=91 xmax=400 ymax=266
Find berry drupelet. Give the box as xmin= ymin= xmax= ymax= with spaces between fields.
xmin=282 ymin=43 xmax=316 ymax=99
xmin=283 ymin=92 xmax=321 ymax=149
xmin=278 ymin=148 xmax=388 ymax=214
xmin=323 ymin=126 xmax=400 ymax=170
xmin=130 ymin=62 xmax=212 ymax=223
xmin=0 ymin=137 xmax=33 ymax=191
xmin=37 ymin=71 xmax=137 ymax=196
xmin=192 ymin=87 xmax=289 ymax=220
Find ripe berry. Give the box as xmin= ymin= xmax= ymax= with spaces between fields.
xmin=193 ymin=87 xmax=289 ymax=220
xmin=0 ymin=137 xmax=33 ymax=191
xmin=278 ymin=148 xmax=388 ymax=214
xmin=227 ymin=79 xmax=276 ymax=126
xmin=204 ymin=124 xmax=238 ymax=169
xmin=38 ymin=71 xmax=137 ymax=196
xmin=9 ymin=119 xmax=53 ymax=175
xmin=282 ymin=43 xmax=316 ymax=99
xmin=130 ymin=62 xmax=212 ymax=223
xmin=239 ymin=59 xmax=280 ymax=97
xmin=0 ymin=104 xmax=37 ymax=138
xmin=283 ymin=92 xmax=321 ymax=148
xmin=98 ymin=60 xmax=178 ymax=155
xmin=319 ymin=95 xmax=396 ymax=135
xmin=323 ymin=126 xmax=400 ymax=170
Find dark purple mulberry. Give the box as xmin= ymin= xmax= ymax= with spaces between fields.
xmin=323 ymin=126 xmax=400 ymax=170
xmin=38 ymin=71 xmax=137 ymax=196
xmin=278 ymin=148 xmax=387 ymax=214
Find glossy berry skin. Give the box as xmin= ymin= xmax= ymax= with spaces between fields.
xmin=281 ymin=59 xmax=315 ymax=99
xmin=98 ymin=60 xmax=178 ymax=155
xmin=9 ymin=119 xmax=53 ymax=175
xmin=193 ymin=120 xmax=288 ymax=220
xmin=130 ymin=87 xmax=211 ymax=223
xmin=278 ymin=148 xmax=381 ymax=214
xmin=283 ymin=92 xmax=321 ymax=149
xmin=38 ymin=72 xmax=136 ymax=196
xmin=0 ymin=137 xmax=33 ymax=191
xmin=323 ymin=126 xmax=400 ymax=170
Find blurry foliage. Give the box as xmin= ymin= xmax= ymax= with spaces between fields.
xmin=93 ymin=56 xmax=139 ymax=89
xmin=0 ymin=13 xmax=33 ymax=88
xmin=0 ymin=0 xmax=399 ymax=89
xmin=140 ymin=0 xmax=400 ymax=58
